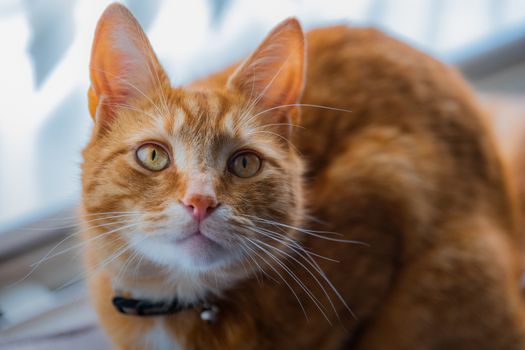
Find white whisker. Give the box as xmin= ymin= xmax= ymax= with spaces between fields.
xmin=245 ymin=238 xmax=331 ymax=324
xmin=240 ymin=238 xmax=308 ymax=319
xmin=252 ymin=103 xmax=353 ymax=120
xmin=30 ymin=221 xmax=141 ymax=267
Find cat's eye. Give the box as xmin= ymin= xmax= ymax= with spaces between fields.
xmin=135 ymin=143 xmax=170 ymax=171
xmin=228 ymin=151 xmax=262 ymax=178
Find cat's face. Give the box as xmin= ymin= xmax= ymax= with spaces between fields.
xmin=82 ymin=4 xmax=305 ymax=279
xmin=82 ymin=88 xmax=304 ymax=273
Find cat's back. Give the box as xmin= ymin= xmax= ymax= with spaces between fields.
xmin=300 ymin=25 xmax=492 ymax=172
xmin=298 ymin=25 xmax=518 ymax=243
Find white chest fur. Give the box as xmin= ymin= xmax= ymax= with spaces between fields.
xmin=142 ymin=320 xmax=181 ymax=350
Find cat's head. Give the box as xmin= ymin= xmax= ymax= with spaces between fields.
xmin=81 ymin=3 xmax=305 ymax=288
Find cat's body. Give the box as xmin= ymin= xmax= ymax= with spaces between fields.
xmin=83 ymin=4 xmax=525 ymax=349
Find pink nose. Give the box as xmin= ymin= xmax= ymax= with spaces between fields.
xmin=181 ymin=194 xmax=218 ymax=221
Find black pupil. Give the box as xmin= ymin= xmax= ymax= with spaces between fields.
xmin=151 ymin=149 xmax=157 ymax=161
xmin=242 ymin=156 xmax=248 ymax=168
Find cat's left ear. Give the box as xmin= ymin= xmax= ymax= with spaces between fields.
xmin=228 ymin=18 xmax=305 ymax=130
xmin=88 ymin=3 xmax=169 ymax=124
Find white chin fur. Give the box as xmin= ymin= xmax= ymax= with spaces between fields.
xmin=114 ymin=235 xmax=246 ymax=304
xmin=129 ymin=233 xmax=236 ymax=272
xmin=128 ymin=203 xmax=242 ymax=272
xmin=114 ymin=204 xmax=246 ymax=302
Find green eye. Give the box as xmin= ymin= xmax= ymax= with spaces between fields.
xmin=136 ymin=143 xmax=170 ymax=171
xmin=229 ymin=151 xmax=262 ymax=178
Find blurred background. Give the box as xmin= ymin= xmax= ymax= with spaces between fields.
xmin=0 ymin=0 xmax=524 ymax=348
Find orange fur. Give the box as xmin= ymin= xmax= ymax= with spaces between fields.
xmin=82 ymin=4 xmax=525 ymax=349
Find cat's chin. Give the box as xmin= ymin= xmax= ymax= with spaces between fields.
xmin=128 ymin=232 xmax=238 ymax=273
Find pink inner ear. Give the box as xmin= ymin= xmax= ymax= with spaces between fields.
xmin=228 ymin=18 xmax=305 ymax=110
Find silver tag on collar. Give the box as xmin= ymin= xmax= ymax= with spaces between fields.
xmin=200 ymin=304 xmax=220 ymax=323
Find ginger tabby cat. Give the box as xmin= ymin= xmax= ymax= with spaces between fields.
xmin=82 ymin=3 xmax=525 ymax=349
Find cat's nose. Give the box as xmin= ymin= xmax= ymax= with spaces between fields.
xmin=181 ymin=194 xmax=219 ymax=221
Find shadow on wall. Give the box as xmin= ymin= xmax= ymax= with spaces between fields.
xmin=24 ymin=0 xmax=77 ymax=88
xmin=23 ymin=0 xmax=163 ymax=89
xmin=125 ymin=0 xmax=163 ymax=31
xmin=36 ymin=89 xmax=91 ymax=206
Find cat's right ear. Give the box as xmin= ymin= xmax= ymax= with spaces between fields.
xmin=227 ymin=18 xmax=305 ymax=132
xmin=88 ymin=3 xmax=169 ymax=125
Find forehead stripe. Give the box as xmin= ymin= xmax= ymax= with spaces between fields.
xmin=169 ymin=108 xmax=187 ymax=135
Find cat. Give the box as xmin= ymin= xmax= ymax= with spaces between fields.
xmin=82 ymin=3 xmax=525 ymax=349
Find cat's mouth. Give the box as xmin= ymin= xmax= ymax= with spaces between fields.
xmin=173 ymin=230 xmax=210 ymax=243
xmin=170 ymin=230 xmax=223 ymax=249
xmin=129 ymin=225 xmax=235 ymax=271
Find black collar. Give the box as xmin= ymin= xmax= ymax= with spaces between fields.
xmin=112 ymin=296 xmax=220 ymax=322
xmin=112 ymin=296 xmax=187 ymax=317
